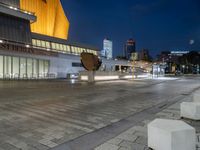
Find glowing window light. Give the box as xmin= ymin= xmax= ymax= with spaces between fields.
xmin=36 ymin=40 xmax=41 ymax=47
xmin=51 ymin=43 xmax=56 ymax=49
xmin=45 ymin=42 xmax=50 ymax=48
xmin=63 ymin=45 xmax=66 ymax=51
xmin=67 ymin=45 xmax=70 ymax=51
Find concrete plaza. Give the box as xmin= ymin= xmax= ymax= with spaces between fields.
xmin=0 ymin=77 xmax=200 ymax=150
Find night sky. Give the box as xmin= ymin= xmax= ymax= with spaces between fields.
xmin=61 ymin=0 xmax=200 ymax=58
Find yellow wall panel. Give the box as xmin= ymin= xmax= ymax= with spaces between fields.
xmin=54 ymin=0 xmax=69 ymax=39
xmin=20 ymin=0 xmax=69 ymax=39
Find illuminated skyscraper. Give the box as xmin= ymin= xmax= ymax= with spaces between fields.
xmin=103 ymin=39 xmax=113 ymax=59
xmin=140 ymin=49 xmax=150 ymax=61
xmin=124 ymin=39 xmax=136 ymax=60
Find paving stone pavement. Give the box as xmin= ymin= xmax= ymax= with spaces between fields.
xmin=94 ymin=95 xmax=200 ymax=150
xmin=0 ymin=78 xmax=200 ymax=150
xmin=0 ymin=79 xmax=167 ymax=150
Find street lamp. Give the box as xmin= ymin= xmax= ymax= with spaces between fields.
xmin=182 ymin=65 xmax=185 ymax=74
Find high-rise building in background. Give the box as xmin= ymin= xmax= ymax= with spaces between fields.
xmin=102 ymin=39 xmax=113 ymax=59
xmin=124 ymin=39 xmax=136 ymax=60
xmin=140 ymin=49 xmax=151 ymax=61
xmin=130 ymin=53 xmax=139 ymax=61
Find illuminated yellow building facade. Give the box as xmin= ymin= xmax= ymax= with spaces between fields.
xmin=20 ymin=0 xmax=69 ymax=39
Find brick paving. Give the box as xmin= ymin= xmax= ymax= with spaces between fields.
xmin=0 ymin=78 xmax=199 ymax=150
xmin=95 ymin=95 xmax=200 ymax=150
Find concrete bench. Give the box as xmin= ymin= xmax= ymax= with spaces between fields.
xmin=181 ymin=102 xmax=200 ymax=120
xmin=148 ymin=119 xmax=195 ymax=150
xmin=193 ymin=92 xmax=200 ymax=102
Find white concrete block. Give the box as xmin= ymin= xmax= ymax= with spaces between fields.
xmin=193 ymin=92 xmax=200 ymax=102
xmin=181 ymin=102 xmax=200 ymax=120
xmin=148 ymin=119 xmax=195 ymax=150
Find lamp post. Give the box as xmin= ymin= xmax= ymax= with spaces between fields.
xmin=182 ymin=65 xmax=185 ymax=74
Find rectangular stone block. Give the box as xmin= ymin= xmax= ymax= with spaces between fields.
xmin=193 ymin=92 xmax=200 ymax=102
xmin=148 ymin=119 xmax=195 ymax=150
xmin=181 ymin=102 xmax=200 ymax=120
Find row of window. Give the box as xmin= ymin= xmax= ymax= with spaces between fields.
xmin=32 ymin=39 xmax=98 ymax=56
xmin=72 ymin=62 xmax=82 ymax=67
xmin=0 ymin=55 xmax=49 ymax=79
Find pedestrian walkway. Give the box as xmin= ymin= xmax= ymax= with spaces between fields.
xmin=95 ymin=95 xmax=200 ymax=150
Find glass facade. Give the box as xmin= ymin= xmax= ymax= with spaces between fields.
xmin=13 ymin=57 xmax=19 ymax=78
xmin=27 ymin=58 xmax=33 ymax=78
xmin=0 ymin=55 xmax=49 ymax=79
xmin=20 ymin=58 xmax=26 ymax=78
xmin=32 ymin=39 xmax=98 ymax=56
xmin=4 ymin=56 xmax=12 ymax=78
xmin=0 ymin=56 xmax=3 ymax=78
xmin=39 ymin=60 xmax=44 ymax=78
xmin=33 ymin=59 xmax=38 ymax=78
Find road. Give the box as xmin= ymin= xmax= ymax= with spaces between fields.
xmin=0 ymin=77 xmax=199 ymax=150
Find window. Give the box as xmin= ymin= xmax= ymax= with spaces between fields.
xmin=0 ymin=56 xmax=3 ymax=78
xmin=36 ymin=40 xmax=41 ymax=47
xmin=51 ymin=43 xmax=56 ymax=50
xmin=60 ymin=44 xmax=64 ymax=51
xmin=63 ymin=45 xmax=67 ymax=52
xmin=33 ymin=59 xmax=38 ymax=78
xmin=44 ymin=60 xmax=49 ymax=75
xmin=74 ymin=47 xmax=78 ymax=54
xmin=4 ymin=56 xmax=12 ymax=77
xmin=80 ymin=48 xmax=83 ymax=54
xmin=20 ymin=58 xmax=27 ymax=78
xmin=56 ymin=43 xmax=60 ymax=50
xmin=78 ymin=47 xmax=81 ymax=54
xmin=27 ymin=58 xmax=33 ymax=78
xmin=46 ymin=41 xmax=50 ymax=49
xmin=39 ymin=60 xmax=44 ymax=78
xmin=71 ymin=47 xmax=75 ymax=53
xmin=13 ymin=57 xmax=19 ymax=78
xmin=72 ymin=62 xmax=82 ymax=67
xmin=67 ymin=45 xmax=71 ymax=52
xmin=41 ymin=41 xmax=46 ymax=48
xmin=32 ymin=39 xmax=36 ymax=46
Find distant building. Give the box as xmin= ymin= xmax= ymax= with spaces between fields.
xmin=102 ymin=39 xmax=113 ymax=59
xmin=158 ymin=51 xmax=189 ymax=63
xmin=157 ymin=50 xmax=199 ymax=74
xmin=124 ymin=39 xmax=136 ymax=60
xmin=140 ymin=49 xmax=151 ymax=61
xmin=130 ymin=52 xmax=139 ymax=61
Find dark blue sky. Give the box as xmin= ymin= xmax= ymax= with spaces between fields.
xmin=61 ymin=0 xmax=200 ymax=58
